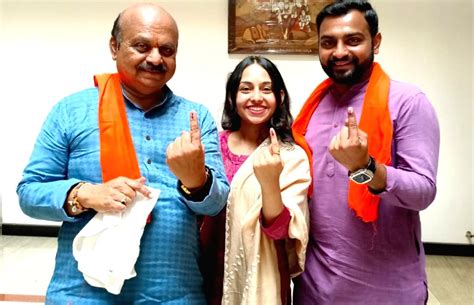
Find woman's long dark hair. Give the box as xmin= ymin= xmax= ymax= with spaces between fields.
xmin=221 ymin=56 xmax=294 ymax=143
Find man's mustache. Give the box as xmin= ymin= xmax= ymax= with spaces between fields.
xmin=139 ymin=63 xmax=167 ymax=73
xmin=328 ymin=56 xmax=354 ymax=67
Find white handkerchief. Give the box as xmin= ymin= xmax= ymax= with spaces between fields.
xmin=72 ymin=187 xmax=159 ymax=295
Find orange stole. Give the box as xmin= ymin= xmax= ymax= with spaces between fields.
xmin=94 ymin=73 xmax=141 ymax=182
xmin=292 ymin=63 xmax=392 ymax=222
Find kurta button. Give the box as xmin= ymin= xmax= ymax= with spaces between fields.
xmin=145 ymin=135 xmax=151 ymax=141
xmin=333 ymin=123 xmax=338 ymax=128
xmin=146 ymin=159 xmax=152 ymax=164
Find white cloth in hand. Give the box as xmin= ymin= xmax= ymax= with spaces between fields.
xmin=72 ymin=187 xmax=159 ymax=295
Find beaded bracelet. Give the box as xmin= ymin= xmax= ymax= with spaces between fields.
xmin=68 ymin=182 xmax=88 ymax=214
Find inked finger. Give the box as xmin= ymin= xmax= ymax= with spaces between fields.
xmin=189 ymin=111 xmax=201 ymax=144
xmin=269 ymin=128 xmax=280 ymax=155
xmin=346 ymin=107 xmax=359 ymax=140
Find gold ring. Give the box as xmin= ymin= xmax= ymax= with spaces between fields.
xmin=274 ymin=151 xmax=280 ymax=155
xmin=120 ymin=195 xmax=127 ymax=204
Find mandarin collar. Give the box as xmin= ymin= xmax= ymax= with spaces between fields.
xmin=121 ymin=85 xmax=173 ymax=113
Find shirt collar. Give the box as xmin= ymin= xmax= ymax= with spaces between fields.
xmin=121 ymin=85 xmax=173 ymax=113
xmin=329 ymin=79 xmax=370 ymax=101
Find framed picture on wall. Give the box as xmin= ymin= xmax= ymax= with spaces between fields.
xmin=228 ymin=0 xmax=333 ymax=55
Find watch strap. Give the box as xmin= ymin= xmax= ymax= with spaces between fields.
xmin=348 ymin=156 xmax=376 ymax=176
xmin=366 ymin=156 xmax=376 ymax=174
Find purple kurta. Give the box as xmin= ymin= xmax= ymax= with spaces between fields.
xmin=293 ymin=80 xmax=440 ymax=305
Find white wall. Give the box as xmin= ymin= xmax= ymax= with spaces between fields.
xmin=0 ymin=0 xmax=472 ymax=244
xmin=374 ymin=0 xmax=473 ymax=244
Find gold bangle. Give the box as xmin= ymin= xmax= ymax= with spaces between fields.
xmin=68 ymin=182 xmax=88 ymax=214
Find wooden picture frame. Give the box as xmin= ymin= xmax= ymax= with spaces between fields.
xmin=228 ymin=0 xmax=333 ymax=55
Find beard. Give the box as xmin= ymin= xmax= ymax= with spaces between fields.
xmin=321 ymin=51 xmax=374 ymax=85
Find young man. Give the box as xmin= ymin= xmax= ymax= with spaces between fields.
xmin=17 ymin=3 xmax=229 ymax=303
xmin=292 ymin=1 xmax=440 ymax=304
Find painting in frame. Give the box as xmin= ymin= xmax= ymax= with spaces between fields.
xmin=228 ymin=0 xmax=333 ymax=55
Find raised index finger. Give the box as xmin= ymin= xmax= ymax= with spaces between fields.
xmin=269 ymin=128 xmax=280 ymax=155
xmin=189 ymin=111 xmax=201 ymax=144
xmin=346 ymin=107 xmax=359 ymax=140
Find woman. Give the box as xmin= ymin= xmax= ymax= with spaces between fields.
xmin=200 ymin=56 xmax=311 ymax=305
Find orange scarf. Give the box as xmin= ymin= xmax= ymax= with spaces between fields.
xmin=292 ymin=63 xmax=392 ymax=222
xmin=94 ymin=73 xmax=141 ymax=182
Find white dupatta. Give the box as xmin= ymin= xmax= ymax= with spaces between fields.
xmin=222 ymin=139 xmax=311 ymax=305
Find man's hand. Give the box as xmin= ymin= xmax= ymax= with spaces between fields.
xmin=166 ymin=111 xmax=207 ymax=190
xmin=74 ymin=176 xmax=151 ymax=213
xmin=329 ymin=107 xmax=370 ymax=172
xmin=253 ymin=128 xmax=283 ymax=188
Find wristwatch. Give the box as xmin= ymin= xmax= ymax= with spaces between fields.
xmin=178 ymin=167 xmax=212 ymax=201
xmin=349 ymin=156 xmax=376 ymax=184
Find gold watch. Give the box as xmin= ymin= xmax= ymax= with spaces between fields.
xmin=179 ymin=168 xmax=210 ymax=195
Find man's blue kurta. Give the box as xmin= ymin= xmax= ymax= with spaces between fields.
xmin=17 ymin=85 xmax=229 ymax=304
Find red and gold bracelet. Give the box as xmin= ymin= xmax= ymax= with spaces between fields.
xmin=68 ymin=182 xmax=88 ymax=214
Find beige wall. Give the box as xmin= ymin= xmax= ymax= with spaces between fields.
xmin=0 ymin=0 xmax=472 ymax=243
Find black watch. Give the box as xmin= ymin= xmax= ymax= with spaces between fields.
xmin=349 ymin=156 xmax=376 ymax=184
xmin=177 ymin=167 xmax=212 ymax=201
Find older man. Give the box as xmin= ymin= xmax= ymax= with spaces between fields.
xmin=17 ymin=3 xmax=229 ymax=304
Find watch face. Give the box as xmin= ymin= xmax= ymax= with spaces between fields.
xmin=350 ymin=170 xmax=373 ymax=184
